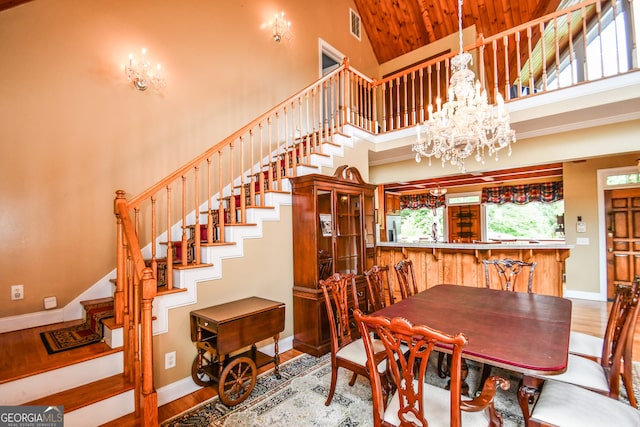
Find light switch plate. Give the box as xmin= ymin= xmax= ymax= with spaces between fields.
xmin=576 ymin=237 xmax=589 ymax=245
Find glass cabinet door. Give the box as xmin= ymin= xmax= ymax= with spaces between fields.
xmin=363 ymin=193 xmax=376 ymax=270
xmin=317 ymin=190 xmax=333 ymax=280
xmin=335 ymin=191 xmax=363 ymax=274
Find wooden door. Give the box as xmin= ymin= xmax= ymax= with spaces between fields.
xmin=448 ymin=205 xmax=481 ymax=243
xmin=606 ymin=188 xmax=640 ymax=299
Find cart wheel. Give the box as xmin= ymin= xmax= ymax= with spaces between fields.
xmin=191 ymin=351 xmax=216 ymax=387
xmin=218 ymin=356 xmax=257 ymax=406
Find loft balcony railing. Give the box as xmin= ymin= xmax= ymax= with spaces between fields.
xmin=112 ymin=0 xmax=637 ymax=423
xmin=349 ymin=0 xmax=637 ymax=133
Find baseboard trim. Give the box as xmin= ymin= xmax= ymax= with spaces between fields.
xmin=564 ymin=289 xmax=606 ymax=301
xmin=0 ymin=308 xmax=65 ymax=334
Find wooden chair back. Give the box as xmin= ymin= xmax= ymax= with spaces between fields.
xmin=364 ymin=265 xmax=395 ymax=312
xmin=320 ymin=273 xmax=359 ymax=352
xmin=601 ymin=280 xmax=640 ymax=404
xmin=318 ymin=250 xmax=333 ymax=281
xmin=354 ymin=310 xmax=468 ymax=427
xmin=482 ymin=258 xmax=536 ymax=293
xmin=394 ymin=259 xmax=419 ymax=299
xmin=621 ymin=277 xmax=640 ymax=407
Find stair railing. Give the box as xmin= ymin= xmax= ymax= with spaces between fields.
xmin=113 ymin=58 xmax=367 ymax=424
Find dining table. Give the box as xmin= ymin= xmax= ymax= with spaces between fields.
xmin=371 ymin=284 xmax=572 ymax=415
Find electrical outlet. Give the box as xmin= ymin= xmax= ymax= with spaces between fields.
xmin=11 ymin=284 xmax=24 ymax=301
xmin=165 ymin=351 xmax=176 ymax=369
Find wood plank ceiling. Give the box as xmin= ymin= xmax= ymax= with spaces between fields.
xmin=353 ymin=0 xmax=562 ymax=64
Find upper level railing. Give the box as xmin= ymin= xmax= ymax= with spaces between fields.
xmin=112 ymin=0 xmax=636 ymax=422
xmin=349 ymin=0 xmax=636 ymax=134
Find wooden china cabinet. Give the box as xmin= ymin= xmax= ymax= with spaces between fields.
xmin=290 ymin=165 xmax=376 ymax=356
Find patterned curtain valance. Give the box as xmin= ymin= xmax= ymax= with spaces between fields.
xmin=400 ymin=194 xmax=446 ymax=210
xmin=482 ymin=181 xmax=563 ymax=205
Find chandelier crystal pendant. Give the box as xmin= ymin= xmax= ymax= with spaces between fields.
xmin=413 ymin=0 xmax=515 ymax=173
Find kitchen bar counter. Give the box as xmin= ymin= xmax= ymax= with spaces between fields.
xmin=377 ymin=241 xmax=573 ymax=296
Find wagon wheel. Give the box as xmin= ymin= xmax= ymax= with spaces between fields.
xmin=218 ymin=356 xmax=257 ymax=406
xmin=191 ymin=350 xmax=216 ymax=387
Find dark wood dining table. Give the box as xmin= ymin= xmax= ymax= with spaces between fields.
xmin=372 ymin=284 xmax=572 ymax=376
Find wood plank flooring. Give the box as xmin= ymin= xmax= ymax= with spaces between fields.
xmin=0 ymin=298 xmax=638 ymax=426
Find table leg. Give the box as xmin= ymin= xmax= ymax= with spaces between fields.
xmin=273 ymin=333 xmax=281 ymax=379
xmin=518 ymin=376 xmax=543 ymax=424
xmin=444 ymin=357 xmax=470 ymax=396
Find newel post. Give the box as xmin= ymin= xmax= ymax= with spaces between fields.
xmin=140 ymin=267 xmax=158 ymax=426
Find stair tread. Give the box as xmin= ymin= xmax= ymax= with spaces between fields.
xmin=80 ymin=297 xmax=114 ymax=307
xmin=25 ymin=373 xmax=134 ymax=412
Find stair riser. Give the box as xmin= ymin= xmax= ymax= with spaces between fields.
xmin=63 ymin=389 xmax=134 ymax=427
xmin=0 ymin=352 xmax=123 ymax=405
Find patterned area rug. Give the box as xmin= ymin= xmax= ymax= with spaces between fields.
xmin=39 ymin=301 xmax=113 ymax=354
xmin=164 ymin=352 xmax=586 ymax=427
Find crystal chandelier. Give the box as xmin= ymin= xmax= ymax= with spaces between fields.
xmin=413 ymin=0 xmax=515 ymax=173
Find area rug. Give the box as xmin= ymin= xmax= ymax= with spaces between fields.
xmin=39 ymin=301 xmax=113 ymax=354
xmin=163 ymin=352 xmax=571 ymax=427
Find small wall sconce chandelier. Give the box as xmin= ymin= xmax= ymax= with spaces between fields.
xmin=272 ymin=11 xmax=292 ymax=42
xmin=125 ymin=48 xmax=165 ymax=91
xmin=430 ymin=186 xmax=447 ymax=197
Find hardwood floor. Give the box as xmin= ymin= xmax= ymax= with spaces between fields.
xmin=0 ymin=298 xmax=638 ymax=426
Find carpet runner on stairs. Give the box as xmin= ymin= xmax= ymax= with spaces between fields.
xmin=40 ymin=299 xmax=114 ymax=354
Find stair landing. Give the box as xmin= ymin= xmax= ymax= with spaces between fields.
xmin=0 ymin=320 xmax=118 ymax=383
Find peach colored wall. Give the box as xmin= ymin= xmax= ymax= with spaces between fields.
xmin=0 ymin=0 xmax=379 ymax=317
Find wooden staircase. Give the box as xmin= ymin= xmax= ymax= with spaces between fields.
xmin=0 ymin=302 xmax=129 ymax=427
xmin=0 ymin=134 xmax=355 ymax=427
xmin=1 ymin=60 xmax=361 ymax=425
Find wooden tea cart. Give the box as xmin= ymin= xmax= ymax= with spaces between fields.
xmin=189 ymin=296 xmax=285 ymax=405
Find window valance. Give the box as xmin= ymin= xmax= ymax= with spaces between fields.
xmin=482 ymin=181 xmax=563 ymax=205
xmin=400 ymin=194 xmax=445 ymax=210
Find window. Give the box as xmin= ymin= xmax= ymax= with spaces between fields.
xmin=399 ymin=207 xmax=445 ymax=242
xmin=484 ymin=201 xmax=565 ymax=241
xmin=447 ymin=192 xmax=481 ymax=206
xmin=545 ymin=2 xmax=630 ymax=90
xmin=605 ymin=172 xmax=640 ymax=186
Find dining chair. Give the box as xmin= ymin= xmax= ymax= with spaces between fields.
xmin=320 ymin=272 xmax=389 ymax=406
xmin=364 ymin=265 xmax=395 ymax=312
xmin=393 ymin=259 xmax=419 ymax=300
xmin=569 ymin=276 xmax=640 ymax=362
xmin=354 ymin=309 xmax=510 ymax=427
xmin=521 ymin=378 xmax=640 ymax=426
xmin=523 ymin=280 xmax=640 ymax=409
xmin=318 ymin=249 xmax=333 ymax=281
xmin=482 ymin=258 xmax=536 ymax=293
xmin=473 ymin=258 xmax=538 ymax=390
